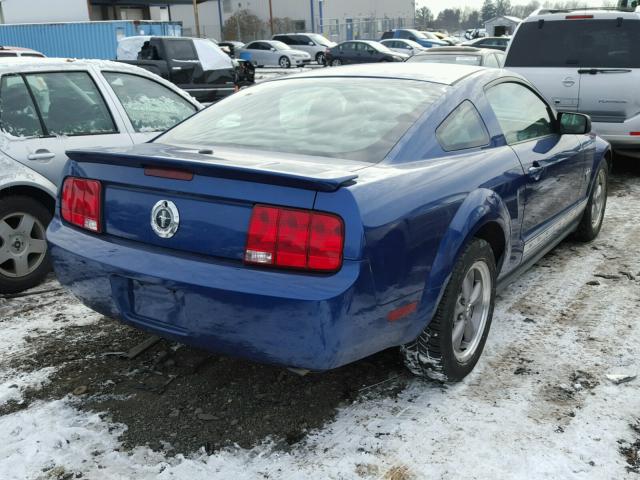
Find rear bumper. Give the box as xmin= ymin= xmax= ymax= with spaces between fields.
xmin=592 ymin=120 xmax=640 ymax=152
xmin=47 ymin=219 xmax=413 ymax=370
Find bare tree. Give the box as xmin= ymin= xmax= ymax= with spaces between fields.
xmin=222 ymin=9 xmax=265 ymax=42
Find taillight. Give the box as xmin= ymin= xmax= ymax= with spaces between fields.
xmin=61 ymin=177 xmax=102 ymax=233
xmin=565 ymin=14 xmax=593 ymax=19
xmin=245 ymin=205 xmax=344 ymax=272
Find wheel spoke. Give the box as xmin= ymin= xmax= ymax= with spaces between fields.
xmin=452 ymin=320 xmax=465 ymax=350
xmin=27 ymin=239 xmax=47 ymax=254
xmin=469 ymin=281 xmax=482 ymax=306
xmin=0 ymin=248 xmax=11 ymax=264
xmin=0 ymin=219 xmax=13 ymax=239
xmin=13 ymin=255 xmax=30 ymax=277
xmin=462 ymin=270 xmax=474 ymax=301
xmin=17 ymin=214 xmax=35 ymax=236
xmin=463 ymin=316 xmax=476 ymax=342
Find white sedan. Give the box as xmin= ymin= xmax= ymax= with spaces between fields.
xmin=380 ymin=39 xmax=428 ymax=57
xmin=239 ymin=40 xmax=311 ymax=68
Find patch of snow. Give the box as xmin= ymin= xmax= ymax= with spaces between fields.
xmin=0 ymin=367 xmax=57 ymax=406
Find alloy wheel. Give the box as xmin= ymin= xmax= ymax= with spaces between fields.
xmin=451 ymin=260 xmax=492 ymax=362
xmin=0 ymin=212 xmax=47 ymax=278
xmin=591 ymin=168 xmax=606 ymax=229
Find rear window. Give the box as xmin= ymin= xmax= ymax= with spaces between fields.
xmin=165 ymin=39 xmax=197 ymax=61
xmin=157 ymin=78 xmax=445 ymax=163
xmin=407 ymin=54 xmax=482 ymax=66
xmin=506 ymin=19 xmax=640 ymax=68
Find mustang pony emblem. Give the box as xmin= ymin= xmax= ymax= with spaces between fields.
xmin=151 ymin=200 xmax=180 ymax=238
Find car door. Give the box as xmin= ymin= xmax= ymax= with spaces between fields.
xmin=98 ymin=70 xmax=199 ymax=144
xmin=0 ymin=69 xmax=132 ymax=187
xmin=243 ymin=42 xmax=263 ymax=66
xmin=162 ymin=38 xmax=198 ymax=87
xmin=340 ymin=42 xmax=357 ymax=64
xmin=485 ymin=81 xmax=587 ymax=248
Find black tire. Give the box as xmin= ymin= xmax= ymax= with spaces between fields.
xmin=315 ymin=52 xmax=325 ymax=65
xmin=0 ymin=195 xmax=52 ymax=294
xmin=401 ymin=238 xmax=496 ymax=382
xmin=574 ymin=162 xmax=608 ymax=242
xmin=279 ymin=56 xmax=291 ymax=68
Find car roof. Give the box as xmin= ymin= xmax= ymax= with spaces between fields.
xmin=275 ymin=62 xmax=486 ymax=86
xmin=525 ymin=7 xmax=640 ymax=21
xmin=0 ymin=57 xmax=154 ymax=74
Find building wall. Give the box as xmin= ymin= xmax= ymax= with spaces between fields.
xmin=1 ymin=0 xmax=90 ymax=23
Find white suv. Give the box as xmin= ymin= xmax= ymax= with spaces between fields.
xmin=272 ymin=33 xmax=336 ymax=64
xmin=505 ymin=8 xmax=640 ymax=156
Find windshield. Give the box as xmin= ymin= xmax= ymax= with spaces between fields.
xmin=407 ymin=54 xmax=482 ymax=66
xmin=157 ymin=78 xmax=445 ymax=163
xmin=308 ymin=34 xmax=334 ymax=47
xmin=270 ymin=41 xmax=289 ymax=51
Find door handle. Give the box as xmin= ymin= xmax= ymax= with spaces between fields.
xmin=528 ymin=162 xmax=544 ymax=181
xmin=562 ymin=77 xmax=575 ymax=87
xmin=171 ymin=66 xmax=183 ymax=71
xmin=27 ymin=150 xmax=55 ymax=161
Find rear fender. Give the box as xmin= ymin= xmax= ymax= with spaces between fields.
xmin=416 ymin=188 xmax=511 ymax=332
xmin=0 ymin=154 xmax=57 ymax=198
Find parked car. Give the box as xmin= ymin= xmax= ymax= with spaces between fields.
xmin=465 ymin=28 xmax=487 ymax=40
xmin=117 ymin=36 xmax=254 ymax=103
xmin=0 ymin=57 xmax=201 ymax=293
xmin=505 ymin=8 xmax=640 ymax=157
xmin=422 ymin=31 xmax=462 ymax=46
xmin=0 ymin=46 xmax=45 ymax=58
xmin=462 ymin=36 xmax=510 ymax=51
xmin=239 ymin=40 xmax=311 ymax=68
xmin=272 ymin=33 xmax=337 ymax=64
xmin=381 ymin=29 xmax=448 ymax=48
xmin=326 ymin=41 xmax=408 ymax=66
xmin=48 ymin=63 xmax=610 ymax=382
xmin=380 ymin=39 xmax=428 ymax=57
xmin=407 ymin=47 xmax=505 ymax=67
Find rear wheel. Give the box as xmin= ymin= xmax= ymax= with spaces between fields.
xmin=574 ymin=163 xmax=608 ymax=242
xmin=315 ymin=52 xmax=325 ymax=65
xmin=331 ymin=58 xmax=342 ymax=66
xmin=401 ymin=238 xmax=496 ymax=382
xmin=279 ymin=56 xmax=291 ymax=68
xmin=0 ymin=195 xmax=52 ymax=294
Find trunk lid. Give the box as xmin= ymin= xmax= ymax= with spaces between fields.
xmin=66 ymin=143 xmax=366 ymax=262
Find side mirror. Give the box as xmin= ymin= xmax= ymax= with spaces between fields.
xmin=270 ymin=47 xmax=276 ymax=51
xmin=559 ymin=112 xmax=592 ymax=135
xmin=308 ymin=41 xmax=314 ymax=46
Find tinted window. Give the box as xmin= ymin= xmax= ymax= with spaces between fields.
xmin=297 ymin=35 xmax=311 ymax=45
xmin=165 ymin=39 xmax=197 ymax=60
xmin=407 ymin=54 xmax=482 ymax=66
xmin=25 ymin=71 xmax=116 ymax=136
xmin=0 ymin=52 xmax=18 ymax=57
xmin=0 ymin=75 xmax=43 ymax=137
xmin=486 ymin=82 xmax=554 ymax=144
xmin=273 ymin=35 xmax=291 ymax=44
xmin=22 ymin=53 xmax=45 ymax=58
xmin=381 ymin=31 xmax=394 ymax=39
xmin=245 ymin=42 xmax=259 ymax=50
xmin=506 ymin=19 xmax=640 ymax=68
xmin=437 ymin=101 xmax=489 ymax=151
xmin=158 ymin=78 xmax=445 ymax=163
xmin=103 ymin=72 xmax=196 ymax=132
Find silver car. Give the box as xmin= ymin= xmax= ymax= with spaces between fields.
xmin=380 ymin=39 xmax=427 ymax=57
xmin=239 ymin=40 xmax=311 ymax=68
xmin=0 ymin=58 xmax=201 ymax=293
xmin=505 ymin=8 xmax=640 ymax=156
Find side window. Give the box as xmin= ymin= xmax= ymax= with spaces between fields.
xmin=397 ymin=30 xmax=410 ymax=39
xmin=484 ymin=54 xmax=499 ymax=68
xmin=103 ymin=72 xmax=196 ymax=133
xmin=0 ymin=74 xmax=44 ymax=137
xmin=165 ymin=39 xmax=197 ymax=60
xmin=245 ymin=42 xmax=257 ymax=50
xmin=436 ymin=101 xmax=490 ymax=151
xmin=486 ymin=82 xmax=554 ymax=144
xmin=24 ymin=71 xmax=116 ymax=136
xmin=298 ymin=35 xmax=311 ymax=45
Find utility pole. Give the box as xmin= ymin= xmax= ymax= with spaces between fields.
xmin=268 ymin=0 xmax=274 ymax=36
xmin=193 ymin=0 xmax=201 ymax=37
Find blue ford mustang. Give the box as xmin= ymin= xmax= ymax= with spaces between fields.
xmin=48 ymin=64 xmax=610 ymax=382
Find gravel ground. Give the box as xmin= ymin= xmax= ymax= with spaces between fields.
xmin=0 ymin=158 xmax=639 ymax=479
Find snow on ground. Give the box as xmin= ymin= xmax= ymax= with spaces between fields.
xmin=0 ymin=172 xmax=639 ymax=479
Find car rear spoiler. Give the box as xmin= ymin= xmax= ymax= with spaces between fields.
xmin=66 ymin=150 xmax=358 ymax=193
